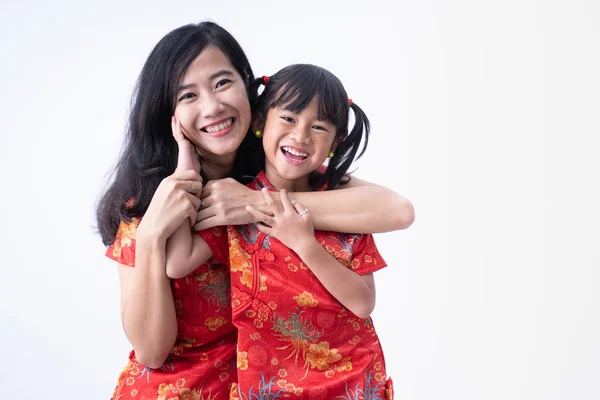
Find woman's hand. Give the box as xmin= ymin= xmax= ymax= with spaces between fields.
xmin=246 ymin=188 xmax=316 ymax=254
xmin=137 ymin=117 xmax=203 ymax=242
xmin=194 ymin=178 xmax=267 ymax=230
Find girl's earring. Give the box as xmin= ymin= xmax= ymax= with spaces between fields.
xmin=328 ymin=151 xmax=334 ymax=158
xmin=255 ymin=130 xmax=262 ymax=138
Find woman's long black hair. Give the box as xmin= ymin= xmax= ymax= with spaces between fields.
xmin=251 ymin=64 xmax=370 ymax=190
xmin=96 ymin=21 xmax=263 ymax=245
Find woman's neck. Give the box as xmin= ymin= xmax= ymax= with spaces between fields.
xmin=201 ymin=153 xmax=236 ymax=180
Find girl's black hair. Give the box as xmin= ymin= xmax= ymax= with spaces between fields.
xmin=96 ymin=21 xmax=263 ymax=245
xmin=251 ymin=64 xmax=370 ymax=191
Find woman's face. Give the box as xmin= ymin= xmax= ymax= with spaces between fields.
xmin=174 ymin=45 xmax=251 ymax=164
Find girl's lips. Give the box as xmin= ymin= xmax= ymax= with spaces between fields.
xmin=280 ymin=147 xmax=309 ymax=165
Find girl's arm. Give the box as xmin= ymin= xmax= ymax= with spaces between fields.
xmin=165 ymin=222 xmax=214 ymax=279
xmin=251 ymin=189 xmax=376 ymax=318
xmin=195 ymin=177 xmax=414 ymax=234
xmin=294 ymin=241 xmax=376 ymax=318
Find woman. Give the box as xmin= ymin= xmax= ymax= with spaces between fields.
xmin=96 ymin=21 xmax=413 ymax=400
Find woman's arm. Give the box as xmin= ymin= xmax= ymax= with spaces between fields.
xmin=118 ymin=168 xmax=202 ymax=368
xmin=195 ymin=177 xmax=414 ymax=234
xmin=288 ymin=177 xmax=414 ymax=233
xmin=165 ymin=222 xmax=214 ymax=279
xmin=118 ymin=235 xmax=177 ymax=369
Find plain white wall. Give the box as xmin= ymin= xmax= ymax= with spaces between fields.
xmin=1 ymin=0 xmax=598 ymax=399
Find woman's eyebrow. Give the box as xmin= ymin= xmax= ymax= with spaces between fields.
xmin=209 ymin=69 xmax=234 ymax=80
xmin=178 ymin=70 xmax=234 ymax=93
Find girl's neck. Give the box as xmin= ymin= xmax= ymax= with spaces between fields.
xmin=264 ymin=166 xmax=311 ymax=192
xmin=201 ymin=153 xmax=236 ymax=181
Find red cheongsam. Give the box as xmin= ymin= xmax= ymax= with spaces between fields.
xmin=200 ymin=171 xmax=394 ymax=400
xmin=106 ymin=218 xmax=237 ymax=400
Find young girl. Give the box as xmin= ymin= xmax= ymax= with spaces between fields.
xmin=167 ymin=64 xmax=393 ymax=399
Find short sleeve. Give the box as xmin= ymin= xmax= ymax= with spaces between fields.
xmin=349 ymin=234 xmax=387 ymax=275
xmin=105 ymin=218 xmax=141 ymax=267
xmin=197 ymin=226 xmax=229 ymax=265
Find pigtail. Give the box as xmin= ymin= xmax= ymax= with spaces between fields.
xmin=317 ymin=101 xmax=370 ymax=190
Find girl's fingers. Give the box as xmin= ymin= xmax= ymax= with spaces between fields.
xmin=255 ymin=222 xmax=273 ymax=236
xmin=292 ymin=201 xmax=309 ymax=218
xmin=246 ymin=205 xmax=274 ymax=226
xmin=261 ymin=188 xmax=281 ymax=214
xmin=280 ymin=189 xmax=294 ymax=212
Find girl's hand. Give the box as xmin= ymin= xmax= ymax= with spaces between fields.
xmin=194 ymin=178 xmax=268 ymax=230
xmin=246 ymin=188 xmax=316 ymax=254
xmin=136 ymin=117 xmax=203 ymax=242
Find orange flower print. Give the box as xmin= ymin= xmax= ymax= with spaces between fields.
xmin=157 ymin=383 xmax=174 ymax=399
xmin=112 ymin=219 xmax=139 ymax=259
xmin=348 ymin=335 xmax=361 ymax=345
xmin=278 ymin=368 xmax=287 ymax=378
xmin=130 ymin=389 xmax=138 ymax=396
xmin=306 ymin=342 xmax=342 ymax=371
xmin=126 ymin=376 xmax=135 ymax=386
xmin=230 ymin=239 xmax=252 ymax=273
xmin=219 ymin=372 xmax=229 ymax=382
xmin=293 ymin=291 xmax=319 ymax=307
xmin=335 ymin=357 xmax=353 ymax=372
xmin=325 ymin=370 xmax=335 ymax=378
xmin=238 ymin=351 xmax=249 ymax=370
xmin=204 ymin=316 xmax=227 ymax=331
xmin=375 ymin=372 xmax=386 ymax=383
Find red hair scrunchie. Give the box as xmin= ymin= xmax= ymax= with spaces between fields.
xmin=262 ymin=75 xmax=270 ymax=85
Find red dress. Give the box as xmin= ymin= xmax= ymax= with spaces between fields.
xmin=106 ymin=218 xmax=237 ymax=400
xmin=200 ymin=172 xmax=394 ymax=400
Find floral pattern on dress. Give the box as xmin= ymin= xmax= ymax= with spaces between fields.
xmin=106 ymin=221 xmax=236 ymax=400
xmin=201 ymin=171 xmax=394 ymax=399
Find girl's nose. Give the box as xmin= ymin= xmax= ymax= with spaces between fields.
xmin=290 ymin=126 xmax=311 ymax=144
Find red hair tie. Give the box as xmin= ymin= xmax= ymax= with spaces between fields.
xmin=262 ymin=75 xmax=270 ymax=85
xmin=348 ymin=98 xmax=353 ymax=106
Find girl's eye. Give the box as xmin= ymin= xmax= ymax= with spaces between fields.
xmin=178 ymin=93 xmax=196 ymax=101
xmin=313 ymin=125 xmax=328 ymax=132
xmin=281 ymin=116 xmax=295 ymax=123
xmin=216 ymin=79 xmax=233 ymax=89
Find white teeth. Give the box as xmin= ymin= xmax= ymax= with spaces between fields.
xmin=205 ymin=118 xmax=233 ymax=133
xmin=282 ymin=146 xmax=309 ymax=158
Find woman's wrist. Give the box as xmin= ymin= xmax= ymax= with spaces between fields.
xmin=136 ymin=223 xmax=168 ymax=250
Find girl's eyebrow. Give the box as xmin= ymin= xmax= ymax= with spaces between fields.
xmin=178 ymin=70 xmax=234 ymax=93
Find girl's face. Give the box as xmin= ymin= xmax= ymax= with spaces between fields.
xmin=174 ymin=45 xmax=251 ymax=165
xmin=261 ymin=98 xmax=336 ymax=191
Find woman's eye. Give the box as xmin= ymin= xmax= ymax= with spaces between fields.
xmin=178 ymin=93 xmax=196 ymax=101
xmin=216 ymin=79 xmax=232 ymax=89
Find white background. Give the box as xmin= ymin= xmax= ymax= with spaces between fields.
xmin=1 ymin=0 xmax=598 ymax=399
